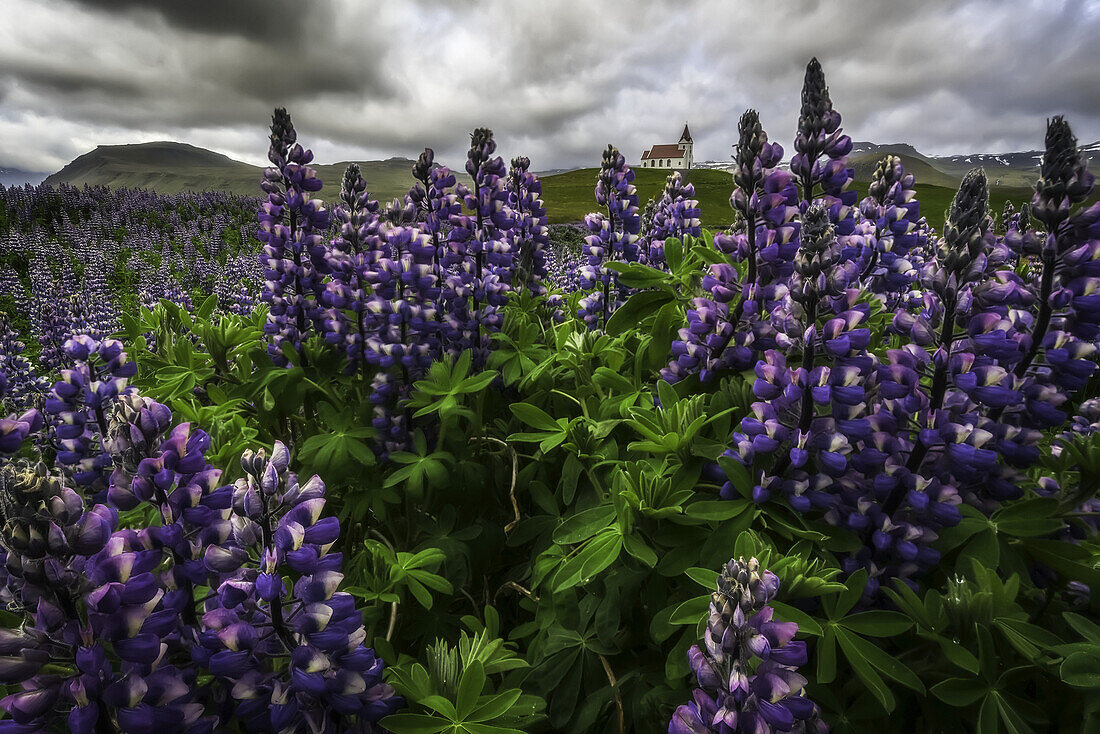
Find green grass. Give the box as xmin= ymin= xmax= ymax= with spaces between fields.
xmin=539 ymin=167 xmax=1043 ymax=234
xmin=540 ymin=168 xmax=737 ymax=227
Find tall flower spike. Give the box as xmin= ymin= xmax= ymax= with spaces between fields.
xmin=577 ymin=145 xmax=641 ymax=329
xmin=446 ymin=128 xmax=515 ymax=363
xmin=198 ymin=442 xmax=403 ymax=729
xmin=0 ymin=314 xmax=46 ymax=412
xmin=666 ymin=110 xmax=793 ymax=385
xmin=42 ymin=336 xmax=138 ymax=501
xmin=648 ymin=171 xmax=701 ymax=268
xmin=859 ymin=156 xmax=922 ymax=298
xmin=323 ymin=162 xmax=383 ymax=370
xmin=506 ymin=155 xmax=550 ymax=296
xmin=790 ymin=59 xmax=859 ymax=268
xmin=259 ymin=107 xmax=330 ymax=366
xmin=1032 ymin=115 xmax=1094 ymax=232
xmin=669 ymin=557 xmax=827 ymax=734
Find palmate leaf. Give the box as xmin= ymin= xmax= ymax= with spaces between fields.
xmin=508 ymin=402 xmax=570 ymax=453
xmin=409 ymin=351 xmax=496 ymax=419
xmin=834 ymin=628 xmax=896 ymax=712
xmin=385 ymin=431 xmax=455 ymax=495
xmin=380 ymin=713 xmax=450 ymax=734
xmin=642 ymin=301 xmax=682 ymax=373
xmin=769 ymin=601 xmax=823 ymax=637
xmin=814 ymin=568 xmax=922 ymax=711
xmin=298 ymin=426 xmax=375 ymax=476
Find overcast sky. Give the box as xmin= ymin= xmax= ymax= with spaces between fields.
xmin=1 ymin=0 xmax=1099 ymax=174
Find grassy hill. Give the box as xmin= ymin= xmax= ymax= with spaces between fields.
xmin=539 ymin=167 xmax=1039 ymax=234
xmin=43 ymin=141 xmax=421 ymax=204
xmin=539 ymin=167 xmax=736 ymax=227
xmin=846 ymin=152 xmax=961 ymax=189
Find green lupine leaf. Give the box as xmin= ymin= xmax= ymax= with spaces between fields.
xmin=605 ymin=290 xmax=674 ymax=336
xmin=468 ymin=689 xmax=523 ymax=723
xmin=1060 ymin=651 xmax=1100 ymax=688
xmin=834 ymin=628 xmax=896 ymax=711
xmin=379 ymin=713 xmax=450 ymax=734
xmin=553 ymin=506 xmax=616 ymax=545
xmin=840 ymin=611 xmax=913 ymax=637
xmin=770 ymin=601 xmax=823 ymax=637
xmin=455 ymin=661 xmax=486 ymax=720
xmin=816 ymin=628 xmax=837 ymax=684
xmin=1065 ymin=612 xmax=1100 ymax=644
xmin=931 ymin=677 xmax=987 ymax=707
xmin=684 ymin=567 xmax=718 ymax=590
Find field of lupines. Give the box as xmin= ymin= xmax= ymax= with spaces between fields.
xmin=0 ymin=57 xmax=1097 ymax=733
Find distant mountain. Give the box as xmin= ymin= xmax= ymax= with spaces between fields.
xmin=43 ymin=141 xmax=423 ymax=203
xmin=850 ymin=140 xmax=1100 ymax=188
xmin=698 ymin=139 xmax=1100 ymax=190
xmin=534 ymin=167 xmax=582 ymax=177
xmin=0 ymin=167 xmax=49 ymax=187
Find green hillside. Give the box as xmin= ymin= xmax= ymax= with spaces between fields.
xmin=846 ymin=152 xmax=960 ymax=189
xmin=539 ymin=167 xmax=735 ymax=227
xmin=540 ymin=167 xmax=1039 ymax=234
xmin=43 ymin=141 xmax=421 ymax=204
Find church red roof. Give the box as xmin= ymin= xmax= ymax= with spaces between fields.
xmin=642 ymin=144 xmax=686 ymax=159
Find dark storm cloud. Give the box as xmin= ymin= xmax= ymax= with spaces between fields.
xmin=0 ymin=0 xmax=1098 ymax=174
xmin=67 ymin=0 xmax=310 ymax=41
xmin=0 ymin=64 xmax=143 ymax=98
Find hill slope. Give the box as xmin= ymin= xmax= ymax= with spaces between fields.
xmin=538 ymin=167 xmax=1038 ymax=234
xmin=43 ymin=141 xmax=421 ymax=203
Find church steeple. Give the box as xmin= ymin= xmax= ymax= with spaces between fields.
xmin=679 ymin=123 xmax=692 ymax=143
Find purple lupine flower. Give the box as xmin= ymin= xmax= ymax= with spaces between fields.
xmin=667 ymin=109 xmax=797 ymax=386
xmin=42 ymin=336 xmax=138 ymax=501
xmin=0 ymin=313 xmax=46 ymax=412
xmin=716 ymin=187 xmax=978 ymax=594
xmin=647 ymin=171 xmax=701 ymax=268
xmin=0 ymin=459 xmax=213 ymax=734
xmin=365 ymin=223 xmax=442 ymax=458
xmin=445 ymin=129 xmax=515 ymax=363
xmin=669 ymin=557 xmax=827 ymax=734
xmin=323 ymin=163 xmax=384 ymax=370
xmin=198 ymin=442 xmax=402 ymax=730
xmin=258 ymin=108 xmax=330 ymax=366
xmin=790 ymin=59 xmax=859 ymax=268
xmin=577 ymin=145 xmax=641 ymax=329
xmin=506 ymin=156 xmax=550 ymax=296
xmin=858 ymin=156 xmax=923 ymax=297
xmin=639 ymin=199 xmax=657 ymax=243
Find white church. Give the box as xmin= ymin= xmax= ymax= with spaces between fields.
xmin=640 ymin=123 xmax=693 ymax=170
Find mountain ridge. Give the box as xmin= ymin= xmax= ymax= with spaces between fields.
xmin=697 ymin=138 xmax=1100 ymax=189
xmin=40 ymin=141 xmax=425 ymax=202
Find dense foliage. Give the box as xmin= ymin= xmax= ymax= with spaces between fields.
xmin=0 ymin=58 xmax=1099 ymax=733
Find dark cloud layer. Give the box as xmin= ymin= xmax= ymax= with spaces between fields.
xmin=0 ymin=0 xmax=1098 ymax=174
xmin=68 ymin=0 xmax=310 ymax=41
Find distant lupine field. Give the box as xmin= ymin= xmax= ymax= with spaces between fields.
xmin=0 ymin=58 xmax=1098 ymax=734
